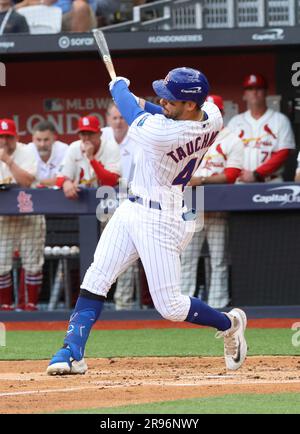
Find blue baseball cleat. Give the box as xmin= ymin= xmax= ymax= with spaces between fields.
xmin=46 ymin=346 xmax=88 ymax=376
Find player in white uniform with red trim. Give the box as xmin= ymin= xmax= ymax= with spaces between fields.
xmin=47 ymin=67 xmax=248 ymax=376
xmin=228 ymin=74 xmax=295 ymax=183
xmin=12 ymin=121 xmax=69 ymax=310
xmin=27 ymin=121 xmax=68 ymax=187
xmin=181 ymin=95 xmax=244 ymax=308
xmin=56 ymin=115 xmax=121 ymax=198
xmin=0 ymin=118 xmax=45 ymax=311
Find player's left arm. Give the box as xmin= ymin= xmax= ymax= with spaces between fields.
xmin=254 ymin=115 xmax=295 ymax=180
xmin=87 ymin=139 xmax=121 ymax=187
xmin=110 ymin=79 xmax=147 ymax=126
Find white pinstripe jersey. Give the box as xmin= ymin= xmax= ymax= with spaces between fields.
xmin=228 ymin=109 xmax=295 ymax=172
xmin=128 ymin=102 xmax=223 ymax=214
xmin=194 ymin=127 xmax=244 ymax=177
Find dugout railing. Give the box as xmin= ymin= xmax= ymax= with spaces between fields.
xmin=1 ymin=184 xmax=300 ymax=308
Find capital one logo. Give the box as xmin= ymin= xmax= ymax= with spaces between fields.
xmin=0 ymin=62 xmax=6 ymax=86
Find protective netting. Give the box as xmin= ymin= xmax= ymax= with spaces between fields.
xmin=1 ymin=210 xmax=300 ymax=310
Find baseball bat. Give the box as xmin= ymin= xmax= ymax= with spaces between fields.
xmin=92 ymin=29 xmax=117 ymax=80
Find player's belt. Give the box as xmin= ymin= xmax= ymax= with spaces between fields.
xmin=129 ymin=195 xmax=162 ymax=210
xmin=129 ymin=195 xmax=197 ymax=221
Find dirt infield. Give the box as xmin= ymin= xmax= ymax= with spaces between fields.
xmin=0 ymin=356 xmax=299 ymax=413
xmin=4 ymin=318 xmax=299 ymax=331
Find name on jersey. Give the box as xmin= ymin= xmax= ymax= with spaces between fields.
xmin=167 ymin=132 xmax=218 ymax=163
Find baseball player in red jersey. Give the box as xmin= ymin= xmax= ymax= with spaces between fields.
xmin=181 ymin=95 xmax=244 ymax=308
xmin=0 ymin=119 xmax=45 ymax=311
xmin=47 ymin=68 xmax=247 ymax=375
xmin=228 ymin=74 xmax=295 ymax=182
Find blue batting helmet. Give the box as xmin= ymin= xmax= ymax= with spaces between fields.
xmin=152 ymin=67 xmax=210 ymax=107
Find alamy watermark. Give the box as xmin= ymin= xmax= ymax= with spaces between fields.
xmin=291 ymin=62 xmax=300 ymax=87
xmin=291 ymin=322 xmax=300 ymax=348
xmin=0 ymin=62 xmax=6 ymax=87
xmin=95 ymin=181 xmax=205 ymax=232
xmin=0 ymin=322 xmax=6 ymax=347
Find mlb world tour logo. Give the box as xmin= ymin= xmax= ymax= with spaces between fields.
xmin=0 ymin=62 xmax=6 ymax=86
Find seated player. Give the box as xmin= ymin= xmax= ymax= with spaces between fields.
xmin=56 ymin=115 xmax=121 ymax=199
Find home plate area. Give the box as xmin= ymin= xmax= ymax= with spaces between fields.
xmin=0 ymin=356 xmax=300 ymax=413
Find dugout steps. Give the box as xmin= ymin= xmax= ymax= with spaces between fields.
xmin=1 ymin=305 xmax=300 ymax=322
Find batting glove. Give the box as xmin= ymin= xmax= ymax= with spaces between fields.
xmin=109 ymin=77 xmax=130 ymax=91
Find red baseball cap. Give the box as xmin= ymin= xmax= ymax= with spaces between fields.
xmin=78 ymin=116 xmax=101 ymax=133
xmin=243 ymin=74 xmax=268 ymax=90
xmin=206 ymin=95 xmax=224 ymax=111
xmin=0 ymin=119 xmax=17 ymax=136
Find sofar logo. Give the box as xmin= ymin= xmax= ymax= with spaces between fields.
xmin=0 ymin=62 xmax=6 ymax=86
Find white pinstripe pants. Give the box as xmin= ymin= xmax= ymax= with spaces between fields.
xmin=180 ymin=212 xmax=229 ymax=309
xmin=81 ymin=200 xmax=195 ymax=321
xmin=0 ymin=215 xmax=46 ymax=276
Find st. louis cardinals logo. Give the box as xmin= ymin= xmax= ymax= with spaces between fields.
xmin=264 ymin=124 xmax=277 ymax=139
xmin=17 ymin=191 xmax=34 ymax=213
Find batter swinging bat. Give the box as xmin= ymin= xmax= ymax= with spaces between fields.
xmin=92 ymin=29 xmax=117 ymax=80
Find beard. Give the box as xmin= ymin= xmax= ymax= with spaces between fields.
xmin=38 ymin=149 xmax=51 ymax=158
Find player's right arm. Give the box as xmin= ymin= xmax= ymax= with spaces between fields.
xmin=0 ymin=146 xmax=36 ymax=187
xmin=56 ymin=145 xmax=80 ymax=200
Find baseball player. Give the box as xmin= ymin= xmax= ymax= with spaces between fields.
xmin=102 ymin=101 xmax=140 ymax=310
xmin=27 ymin=120 xmax=68 ymax=187
xmin=56 ymin=115 xmax=121 ymax=199
xmin=14 ymin=121 xmax=69 ymax=310
xmin=228 ymin=74 xmax=295 ymax=182
xmin=180 ymin=95 xmax=244 ymax=309
xmin=47 ymin=67 xmax=247 ymax=375
xmin=0 ymin=119 xmax=45 ymax=311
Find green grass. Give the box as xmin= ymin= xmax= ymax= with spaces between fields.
xmin=57 ymin=393 xmax=300 ymax=414
xmin=0 ymin=328 xmax=299 ymax=360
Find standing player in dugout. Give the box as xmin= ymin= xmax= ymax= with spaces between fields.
xmin=47 ymin=67 xmax=248 ymax=375
xmin=228 ymin=74 xmax=295 ymax=182
xmin=0 ymin=119 xmax=45 ymax=311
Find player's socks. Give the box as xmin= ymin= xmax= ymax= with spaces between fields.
xmin=17 ymin=268 xmax=25 ymax=308
xmin=63 ymin=289 xmax=105 ymax=360
xmin=185 ymin=297 xmax=231 ymax=331
xmin=0 ymin=273 xmax=13 ymax=306
xmin=25 ymin=272 xmax=43 ymax=306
